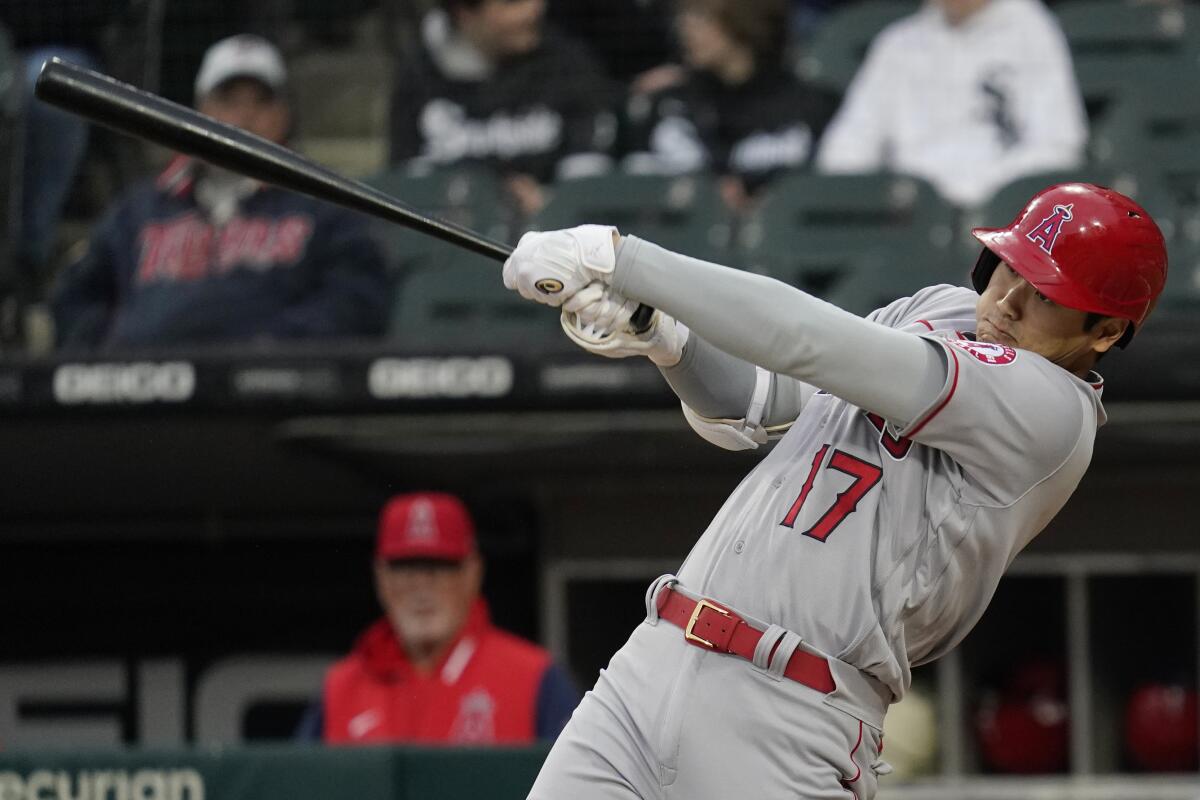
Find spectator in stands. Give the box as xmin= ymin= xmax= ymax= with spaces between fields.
xmin=300 ymin=492 xmax=580 ymax=744
xmin=620 ymin=0 xmax=838 ymax=211
xmin=388 ymin=0 xmax=618 ymax=216
xmin=50 ymin=35 xmax=388 ymax=350
xmin=2 ymin=1 xmax=127 ymax=339
xmin=816 ymin=0 xmax=1087 ymax=208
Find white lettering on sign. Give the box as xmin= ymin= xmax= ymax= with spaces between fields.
xmin=52 ymin=363 xmax=196 ymax=405
xmin=0 ymin=657 xmax=334 ymax=747
xmin=367 ymin=357 xmax=514 ymax=400
xmin=0 ymin=770 xmax=204 ymax=800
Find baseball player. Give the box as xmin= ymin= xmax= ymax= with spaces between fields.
xmin=500 ymin=183 xmax=1167 ymax=799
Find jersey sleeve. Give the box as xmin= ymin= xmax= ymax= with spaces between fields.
xmin=896 ymin=337 xmax=1095 ymax=504
xmin=864 ymin=284 xmax=979 ymax=331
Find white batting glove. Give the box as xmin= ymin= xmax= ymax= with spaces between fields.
xmin=560 ymin=282 xmax=688 ymax=367
xmin=502 ymin=225 xmax=618 ymax=308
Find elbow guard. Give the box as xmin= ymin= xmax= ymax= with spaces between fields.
xmin=681 ymin=367 xmax=790 ymax=451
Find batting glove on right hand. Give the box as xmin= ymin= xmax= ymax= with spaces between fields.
xmin=561 ymin=282 xmax=688 ymax=367
xmin=502 ymin=225 xmax=618 ymax=308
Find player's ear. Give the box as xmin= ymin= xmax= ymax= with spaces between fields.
xmin=1090 ymin=317 xmax=1129 ymax=355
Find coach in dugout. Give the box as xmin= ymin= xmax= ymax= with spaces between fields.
xmin=299 ymin=492 xmax=580 ymax=744
xmin=388 ymin=0 xmax=618 ymax=217
xmin=51 ymin=35 xmax=388 ymax=351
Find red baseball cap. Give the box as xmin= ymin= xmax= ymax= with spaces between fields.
xmin=376 ymin=492 xmax=476 ymax=562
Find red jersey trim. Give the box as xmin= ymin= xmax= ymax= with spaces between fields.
xmin=916 ymin=319 xmax=934 ymax=331
xmin=840 ymin=720 xmax=864 ymax=800
xmin=903 ymin=342 xmax=961 ymax=438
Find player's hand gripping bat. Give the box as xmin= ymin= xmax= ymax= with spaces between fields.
xmin=34 ymin=58 xmax=655 ymax=332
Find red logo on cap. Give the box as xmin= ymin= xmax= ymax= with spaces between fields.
xmin=376 ymin=492 xmax=475 ymax=561
xmin=950 ymin=339 xmax=1018 ymax=365
xmin=1026 ymin=203 xmax=1074 ymax=255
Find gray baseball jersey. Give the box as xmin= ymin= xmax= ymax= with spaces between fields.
xmin=671 ymin=281 xmax=1105 ymax=699
xmin=530 ymin=238 xmax=1105 ymax=800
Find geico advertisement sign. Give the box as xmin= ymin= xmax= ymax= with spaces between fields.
xmin=368 ymin=357 xmax=513 ymax=399
xmin=0 ymin=770 xmax=203 ymax=800
xmin=0 ymin=657 xmax=332 ymax=746
xmin=53 ymin=363 xmax=196 ymax=405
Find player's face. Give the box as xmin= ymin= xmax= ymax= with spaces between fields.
xmin=457 ymin=0 xmax=545 ymax=58
xmin=198 ymin=79 xmax=290 ymax=144
xmin=375 ymin=553 xmax=482 ymax=660
xmin=976 ymin=262 xmax=1127 ymax=375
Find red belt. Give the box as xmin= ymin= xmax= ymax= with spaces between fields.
xmin=656 ymin=586 xmax=835 ymax=694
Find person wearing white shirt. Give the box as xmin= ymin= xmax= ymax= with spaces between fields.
xmin=816 ymin=0 xmax=1087 ymax=207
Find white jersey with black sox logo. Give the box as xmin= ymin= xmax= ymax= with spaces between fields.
xmin=674 ymin=284 xmax=1105 ymax=700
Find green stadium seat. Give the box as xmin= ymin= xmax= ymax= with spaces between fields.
xmin=797 ymin=249 xmax=971 ymax=317
xmin=1054 ymin=0 xmax=1200 ymax=112
xmin=1090 ymin=93 xmax=1200 ymax=210
xmin=529 ymin=173 xmax=734 ymax=265
xmin=736 ymin=173 xmax=960 ymax=301
xmin=389 ymin=262 xmax=563 ymax=350
xmin=794 ymin=0 xmax=919 ymax=93
xmin=365 ymin=166 xmax=514 ymax=276
xmin=1163 ymin=237 xmax=1200 ymax=310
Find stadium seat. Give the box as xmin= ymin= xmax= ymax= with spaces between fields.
xmin=1163 ymin=237 xmax=1200 ymax=311
xmin=529 ymin=173 xmax=734 ymax=265
xmin=366 ymin=166 xmax=514 ymax=276
xmin=793 ymin=0 xmax=918 ymax=93
xmin=736 ymin=172 xmax=960 ymax=301
xmin=1054 ymin=0 xmax=1200 ymax=113
xmin=803 ymin=248 xmax=970 ymax=318
xmin=389 ymin=262 xmax=562 ymax=350
xmin=1090 ymin=92 xmax=1200 ymax=211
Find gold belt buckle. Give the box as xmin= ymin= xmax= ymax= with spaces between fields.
xmin=684 ymin=598 xmax=731 ymax=650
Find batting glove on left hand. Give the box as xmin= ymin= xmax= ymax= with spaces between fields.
xmin=561 ymin=282 xmax=688 ymax=367
xmin=502 ymin=225 xmax=618 ymax=308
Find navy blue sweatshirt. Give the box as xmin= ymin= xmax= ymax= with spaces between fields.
xmin=53 ymin=158 xmax=389 ymax=350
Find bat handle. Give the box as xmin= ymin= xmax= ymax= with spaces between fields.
xmin=630 ymin=303 xmax=656 ymax=334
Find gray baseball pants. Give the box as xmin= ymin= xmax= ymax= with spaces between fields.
xmin=529 ymin=577 xmax=890 ymax=800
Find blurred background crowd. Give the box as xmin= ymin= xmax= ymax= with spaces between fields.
xmin=0 ymin=0 xmax=1197 ymax=354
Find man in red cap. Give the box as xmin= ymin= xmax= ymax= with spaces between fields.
xmin=310 ymin=492 xmax=579 ymax=744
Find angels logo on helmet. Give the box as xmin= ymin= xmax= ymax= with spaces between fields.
xmin=1025 ymin=203 xmax=1074 ymax=255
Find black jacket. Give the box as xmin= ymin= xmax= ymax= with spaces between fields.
xmin=389 ymin=17 xmax=617 ymax=182
xmin=622 ymin=68 xmax=839 ymax=192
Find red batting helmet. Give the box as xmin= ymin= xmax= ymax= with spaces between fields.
xmin=971 ymin=183 xmax=1168 ymax=347
xmin=1124 ymin=683 xmax=1199 ymax=772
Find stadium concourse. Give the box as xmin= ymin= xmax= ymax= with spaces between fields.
xmin=0 ymin=1 xmax=1198 ymax=799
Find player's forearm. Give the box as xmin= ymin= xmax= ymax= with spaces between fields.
xmin=660 ymin=334 xmax=810 ymax=425
xmin=658 ymin=333 xmax=756 ymax=418
xmin=612 ymin=236 xmax=946 ymax=426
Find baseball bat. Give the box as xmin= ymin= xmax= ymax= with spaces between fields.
xmin=34 ymin=58 xmax=655 ymax=331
